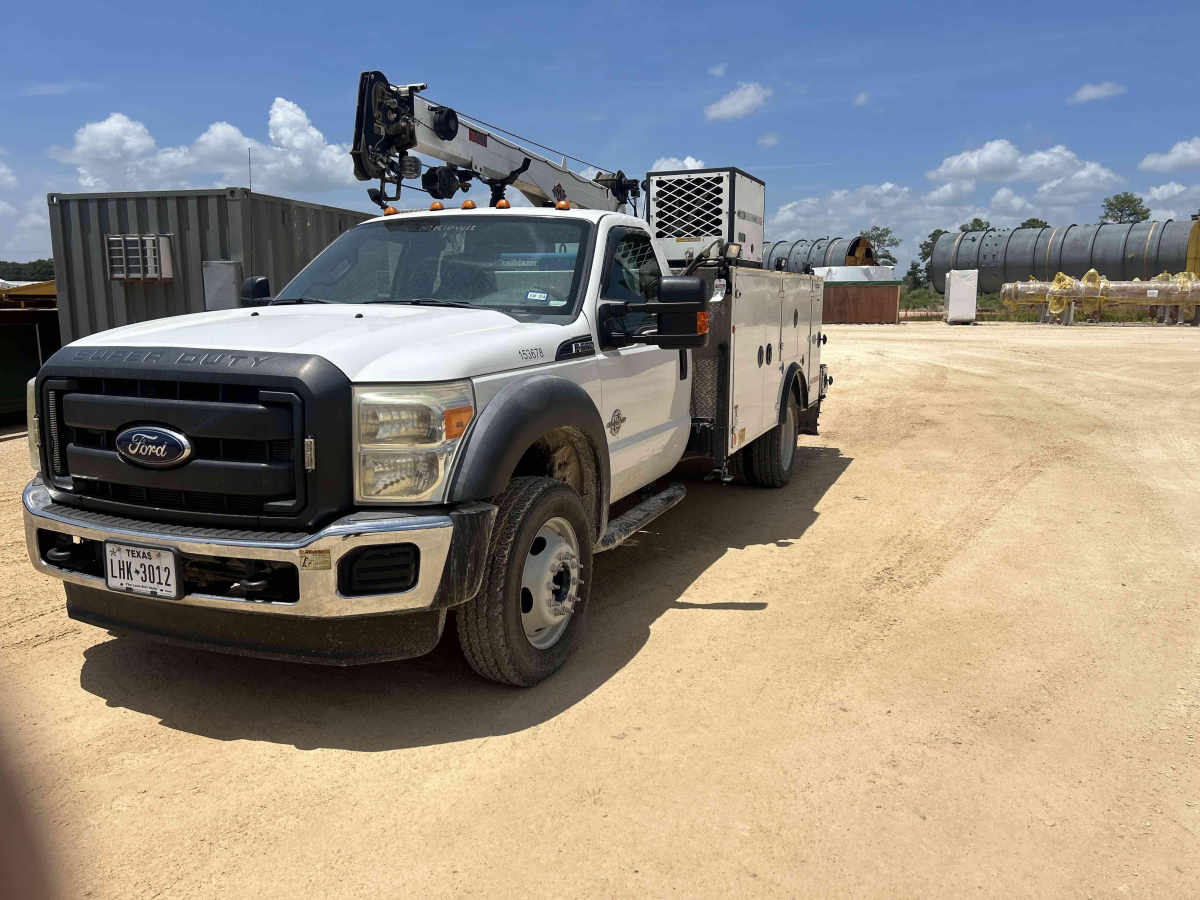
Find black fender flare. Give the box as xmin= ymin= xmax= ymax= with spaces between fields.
xmin=777 ymin=362 xmax=809 ymax=425
xmin=448 ymin=372 xmax=611 ymax=516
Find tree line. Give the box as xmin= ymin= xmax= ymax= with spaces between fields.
xmin=0 ymin=259 xmax=55 ymax=281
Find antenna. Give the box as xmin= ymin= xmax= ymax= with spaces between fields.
xmin=247 ymin=148 xmax=254 ymax=283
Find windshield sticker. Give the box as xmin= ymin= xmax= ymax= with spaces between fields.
xmin=406 ymin=223 xmax=477 ymax=233
xmin=526 ymin=290 xmax=549 ymax=302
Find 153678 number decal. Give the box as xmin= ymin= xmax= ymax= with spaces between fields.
xmin=518 ymin=347 xmax=544 ymax=360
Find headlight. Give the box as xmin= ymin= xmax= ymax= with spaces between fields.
xmin=354 ymin=381 xmax=475 ymax=503
xmin=26 ymin=378 xmax=40 ymax=472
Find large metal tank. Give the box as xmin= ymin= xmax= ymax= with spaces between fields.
xmin=762 ymin=236 xmax=876 ymax=272
xmin=930 ymin=218 xmax=1200 ymax=293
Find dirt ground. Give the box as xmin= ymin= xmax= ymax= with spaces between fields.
xmin=1 ymin=323 xmax=1197 ymax=899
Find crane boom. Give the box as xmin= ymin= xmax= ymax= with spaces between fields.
xmin=351 ymin=71 xmax=638 ymax=212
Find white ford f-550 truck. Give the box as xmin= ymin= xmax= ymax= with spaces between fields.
xmin=22 ymin=75 xmax=830 ymax=685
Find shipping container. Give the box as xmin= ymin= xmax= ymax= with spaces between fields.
xmin=47 ymin=188 xmax=374 ymax=342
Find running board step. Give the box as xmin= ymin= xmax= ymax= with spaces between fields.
xmin=595 ymin=483 xmax=686 ymax=553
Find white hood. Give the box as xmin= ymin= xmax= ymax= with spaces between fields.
xmin=70 ymin=305 xmax=585 ymax=382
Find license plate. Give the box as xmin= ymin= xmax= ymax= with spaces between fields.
xmin=104 ymin=542 xmax=180 ymax=600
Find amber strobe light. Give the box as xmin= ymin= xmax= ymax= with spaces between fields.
xmin=461 ymin=199 xmax=476 ymax=209
xmin=383 ymin=206 xmax=399 ymax=215
xmin=496 ymin=198 xmax=511 ymax=209
xmin=444 ymin=405 xmax=473 ymax=440
xmin=555 ymin=200 xmax=570 ymax=210
xmin=429 ymin=201 xmax=445 ymax=211
xmin=697 ymin=311 xmax=709 ymax=334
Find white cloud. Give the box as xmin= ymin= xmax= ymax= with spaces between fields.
xmin=757 ymin=132 xmax=779 ymax=148
xmin=1146 ymin=182 xmax=1200 ymax=221
xmin=0 ymin=200 xmax=16 ymax=216
xmin=708 ymin=63 xmax=727 ymax=77
xmin=990 ymin=187 xmax=1034 ymax=215
xmin=704 ymin=82 xmax=772 ymax=121
xmin=0 ymin=160 xmax=15 ymax=190
xmin=47 ymin=99 xmax=356 ymax=194
xmin=923 ymin=180 xmax=975 ymax=206
xmin=651 ymin=156 xmax=706 ymax=171
xmin=1147 ymin=181 xmax=1186 ymax=202
xmin=853 ymin=92 xmax=870 ymax=107
xmin=1032 ymin=162 xmax=1120 ymax=205
xmin=3 ymin=195 xmax=51 ymax=255
xmin=1139 ymin=136 xmax=1200 ymax=173
xmin=925 ymin=139 xmax=1119 ymax=207
xmin=1066 ymin=82 xmax=1126 ymax=105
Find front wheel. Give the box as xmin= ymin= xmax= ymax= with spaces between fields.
xmin=457 ymin=477 xmax=593 ymax=686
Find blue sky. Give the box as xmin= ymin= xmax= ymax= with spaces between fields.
xmin=2 ymin=0 xmax=1199 ymax=268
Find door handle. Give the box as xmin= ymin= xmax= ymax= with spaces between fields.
xmin=820 ymin=333 xmax=827 ymax=345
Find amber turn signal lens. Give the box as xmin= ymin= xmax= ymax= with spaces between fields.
xmin=496 ymin=199 xmax=511 ymax=209
xmin=697 ymin=311 xmax=709 ymax=334
xmin=383 ymin=206 xmax=399 ymax=215
xmin=555 ymin=200 xmax=570 ymax=210
xmin=443 ymin=405 xmax=473 ymax=440
xmin=461 ymin=199 xmax=476 ymax=209
xmin=429 ymin=201 xmax=445 ymax=211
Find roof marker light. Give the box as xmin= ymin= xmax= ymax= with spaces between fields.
xmin=429 ymin=201 xmax=444 ymax=211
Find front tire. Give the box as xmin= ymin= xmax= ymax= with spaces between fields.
xmin=457 ymin=477 xmax=593 ymax=686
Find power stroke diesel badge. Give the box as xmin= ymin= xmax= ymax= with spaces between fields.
xmin=115 ymin=426 xmax=193 ymax=469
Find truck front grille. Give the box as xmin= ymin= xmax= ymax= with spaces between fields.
xmin=44 ymin=376 xmax=304 ymax=522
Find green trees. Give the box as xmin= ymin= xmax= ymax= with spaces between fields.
xmin=860 ymin=225 xmax=900 ymax=266
xmin=0 ymin=259 xmax=55 ymax=281
xmin=1100 ymin=192 xmax=1150 ymax=224
xmin=959 ymin=217 xmax=991 ymax=233
xmin=1020 ymin=217 xmax=1049 ymax=229
xmin=904 ymin=260 xmax=925 ymax=289
xmin=919 ymin=228 xmax=947 ymax=285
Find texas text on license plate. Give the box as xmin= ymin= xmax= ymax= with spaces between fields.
xmin=104 ymin=542 xmax=180 ymax=600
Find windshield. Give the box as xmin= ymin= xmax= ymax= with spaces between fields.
xmin=276 ymin=215 xmax=593 ymax=316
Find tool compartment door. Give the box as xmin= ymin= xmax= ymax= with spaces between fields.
xmin=807 ymin=277 xmax=824 ymax=400
xmin=779 ymin=273 xmax=809 ymax=394
xmin=727 ymin=269 xmax=779 ymax=454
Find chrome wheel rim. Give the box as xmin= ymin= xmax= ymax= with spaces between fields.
xmin=520 ymin=516 xmax=581 ymax=650
xmin=780 ymin=405 xmax=796 ymax=471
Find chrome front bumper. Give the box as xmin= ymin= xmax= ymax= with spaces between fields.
xmin=23 ymin=479 xmax=494 ymax=618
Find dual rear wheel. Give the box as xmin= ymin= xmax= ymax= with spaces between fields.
xmin=730 ymin=392 xmax=801 ymax=489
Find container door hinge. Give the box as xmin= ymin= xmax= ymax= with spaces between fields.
xmin=304 ymin=436 xmax=316 ymax=472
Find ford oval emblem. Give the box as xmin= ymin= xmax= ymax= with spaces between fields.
xmin=115 ymin=426 xmax=193 ymax=468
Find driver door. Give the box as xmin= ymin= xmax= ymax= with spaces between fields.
xmin=594 ymin=225 xmax=692 ymax=502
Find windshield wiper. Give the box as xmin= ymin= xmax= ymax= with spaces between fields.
xmin=362 ymin=298 xmax=478 ymax=309
xmin=269 ymin=297 xmax=330 ymax=305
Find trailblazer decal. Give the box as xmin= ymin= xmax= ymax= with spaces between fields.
xmin=70 ymin=349 xmax=271 ymax=368
xmin=607 ymin=409 xmax=627 ymax=437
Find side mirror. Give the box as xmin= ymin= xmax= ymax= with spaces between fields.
xmin=603 ymin=276 xmax=709 ymax=349
xmin=650 ymin=275 xmax=709 ymax=348
xmin=241 ymin=276 xmax=271 ymax=307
